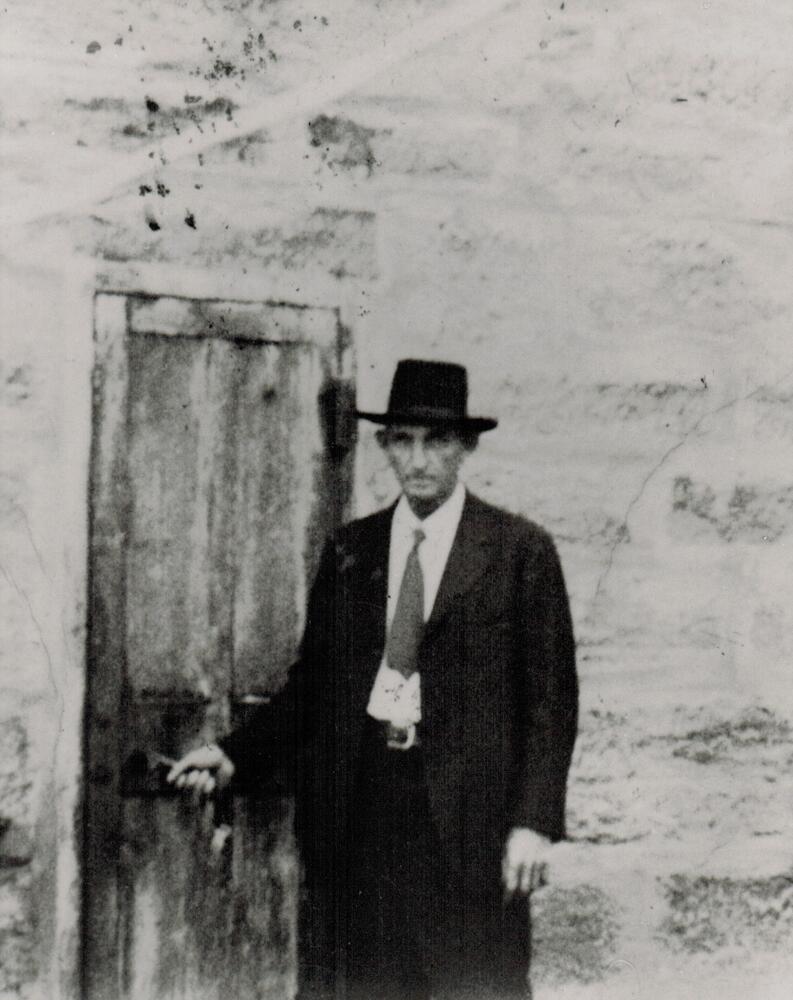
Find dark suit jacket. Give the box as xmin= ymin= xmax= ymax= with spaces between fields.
xmin=225 ymin=491 xmax=578 ymax=895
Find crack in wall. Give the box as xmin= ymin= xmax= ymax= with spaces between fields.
xmin=9 ymin=500 xmax=46 ymax=576
xmin=590 ymin=364 xmax=793 ymax=613
xmin=0 ymin=560 xmax=64 ymax=763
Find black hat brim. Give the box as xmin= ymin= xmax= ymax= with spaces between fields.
xmin=356 ymin=410 xmax=497 ymax=433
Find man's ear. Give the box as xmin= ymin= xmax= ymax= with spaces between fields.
xmin=462 ymin=431 xmax=480 ymax=453
xmin=375 ymin=428 xmax=389 ymax=449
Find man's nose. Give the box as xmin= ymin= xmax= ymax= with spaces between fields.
xmin=410 ymin=440 xmax=429 ymax=468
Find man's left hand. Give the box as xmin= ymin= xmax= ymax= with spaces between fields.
xmin=502 ymin=827 xmax=551 ymax=897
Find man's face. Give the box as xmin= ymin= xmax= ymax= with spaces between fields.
xmin=378 ymin=424 xmax=474 ymax=515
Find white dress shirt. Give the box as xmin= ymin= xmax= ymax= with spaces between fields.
xmin=366 ymin=483 xmax=467 ymax=726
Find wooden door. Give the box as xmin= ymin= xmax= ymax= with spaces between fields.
xmin=83 ymin=293 xmax=354 ymax=1000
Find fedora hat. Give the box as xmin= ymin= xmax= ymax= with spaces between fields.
xmin=356 ymin=359 xmax=497 ymax=433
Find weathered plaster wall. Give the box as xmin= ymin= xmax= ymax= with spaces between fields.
xmin=0 ymin=256 xmax=93 ymax=998
xmin=1 ymin=0 xmax=791 ymax=997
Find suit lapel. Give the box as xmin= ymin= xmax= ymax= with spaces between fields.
xmin=333 ymin=505 xmax=395 ymax=763
xmin=424 ymin=492 xmax=497 ymax=638
xmin=343 ymin=502 xmax=394 ymax=656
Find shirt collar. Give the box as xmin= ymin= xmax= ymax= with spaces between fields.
xmin=392 ymin=482 xmax=466 ymax=541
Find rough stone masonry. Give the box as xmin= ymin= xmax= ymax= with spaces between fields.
xmin=2 ymin=1 xmax=793 ymax=997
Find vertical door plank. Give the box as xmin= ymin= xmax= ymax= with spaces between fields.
xmin=84 ymin=293 xmax=131 ymax=1000
xmin=230 ymin=336 xmax=330 ymax=697
xmin=229 ymin=342 xmax=304 ymax=697
xmin=120 ymin=797 xmax=233 ymax=1000
xmin=126 ymin=334 xmax=234 ymax=708
xmin=121 ymin=333 xmax=240 ymax=999
xmin=227 ymin=796 xmax=298 ymax=999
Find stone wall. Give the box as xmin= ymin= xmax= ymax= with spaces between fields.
xmin=1 ymin=1 xmax=791 ymax=996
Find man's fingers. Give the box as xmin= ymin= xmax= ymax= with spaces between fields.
xmin=166 ymin=746 xmax=234 ymax=801
xmin=171 ymin=766 xmax=216 ymax=796
xmin=167 ymin=746 xmax=226 ymax=782
xmin=191 ymin=770 xmax=216 ymax=795
xmin=167 ymin=762 xmax=186 ymax=784
xmin=167 ymin=753 xmax=200 ymax=785
xmin=169 ymin=751 xmax=206 ymax=782
xmin=502 ymin=858 xmax=518 ymax=896
xmin=503 ymin=860 xmax=550 ymax=897
xmin=194 ymin=770 xmax=215 ymax=795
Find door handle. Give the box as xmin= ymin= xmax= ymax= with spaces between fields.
xmin=120 ymin=747 xmax=234 ymax=857
xmin=120 ymin=749 xmax=179 ymax=797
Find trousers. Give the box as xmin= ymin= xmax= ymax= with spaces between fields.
xmin=334 ymin=722 xmax=530 ymax=1000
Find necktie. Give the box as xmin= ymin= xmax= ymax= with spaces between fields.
xmin=386 ymin=528 xmax=426 ymax=678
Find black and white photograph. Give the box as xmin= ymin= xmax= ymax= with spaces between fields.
xmin=1 ymin=2 xmax=792 ymax=999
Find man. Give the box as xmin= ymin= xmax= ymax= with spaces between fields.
xmin=169 ymin=359 xmax=578 ymax=999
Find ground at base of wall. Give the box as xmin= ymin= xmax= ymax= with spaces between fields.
xmin=534 ymin=959 xmax=793 ymax=1000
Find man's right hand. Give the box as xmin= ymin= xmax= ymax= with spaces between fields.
xmin=166 ymin=744 xmax=235 ymax=796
